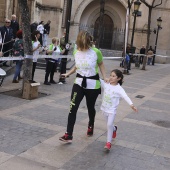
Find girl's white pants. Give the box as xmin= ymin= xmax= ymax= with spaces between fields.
xmin=103 ymin=112 xmax=116 ymax=143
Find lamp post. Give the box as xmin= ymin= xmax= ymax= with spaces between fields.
xmin=152 ymin=17 xmax=162 ymax=65
xmin=59 ymin=0 xmax=73 ymax=83
xmin=130 ymin=0 xmax=141 ymax=48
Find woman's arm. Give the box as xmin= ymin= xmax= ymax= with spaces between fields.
xmin=98 ymin=61 xmax=107 ymax=80
xmin=62 ymin=66 xmax=76 ymax=78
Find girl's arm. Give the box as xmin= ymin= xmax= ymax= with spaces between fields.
xmin=61 ymin=66 xmax=76 ymax=78
xmin=130 ymin=104 xmax=138 ymax=112
xmin=119 ymin=87 xmax=138 ymax=112
xmin=32 ymin=44 xmax=41 ymax=52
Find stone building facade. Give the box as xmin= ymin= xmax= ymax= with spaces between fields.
xmin=0 ymin=0 xmax=170 ymax=56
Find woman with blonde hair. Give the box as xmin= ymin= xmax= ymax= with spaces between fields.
xmin=59 ymin=31 xmax=107 ymax=143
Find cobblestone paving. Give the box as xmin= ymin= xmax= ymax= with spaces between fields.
xmin=141 ymin=100 xmax=170 ymax=112
xmin=13 ymin=103 xmax=87 ymax=127
xmin=0 ymin=94 xmax=28 ymax=111
xmin=61 ymin=141 xmax=170 ymax=170
xmin=0 ymin=118 xmax=57 ymax=155
xmin=0 ymin=61 xmax=170 ymax=169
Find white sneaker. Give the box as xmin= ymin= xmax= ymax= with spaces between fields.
xmin=58 ymin=82 xmax=63 ymax=85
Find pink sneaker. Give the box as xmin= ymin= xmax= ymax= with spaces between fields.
xmin=112 ymin=126 xmax=117 ymax=138
xmin=104 ymin=142 xmax=111 ymax=151
xmin=87 ymin=126 xmax=94 ymax=136
xmin=59 ymin=133 xmax=73 ymax=143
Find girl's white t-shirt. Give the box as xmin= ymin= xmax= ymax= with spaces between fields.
xmin=74 ymin=48 xmax=103 ymax=89
xmin=100 ymin=79 xmax=133 ymax=114
xmin=33 ymin=41 xmax=40 ymax=62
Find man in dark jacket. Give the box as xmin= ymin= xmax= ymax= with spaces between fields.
xmin=30 ymin=21 xmax=38 ymax=34
xmin=139 ymin=45 xmax=146 ymax=64
xmin=11 ymin=14 xmax=19 ymax=39
xmin=0 ymin=19 xmax=14 ymax=66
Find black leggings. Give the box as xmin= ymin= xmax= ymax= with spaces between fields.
xmin=44 ymin=61 xmax=56 ymax=82
xmin=32 ymin=62 xmax=37 ymax=81
xmin=67 ymin=84 xmax=100 ymax=135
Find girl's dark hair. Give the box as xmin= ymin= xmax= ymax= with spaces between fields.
xmin=111 ymin=69 xmax=124 ymax=86
xmin=31 ymin=30 xmax=40 ymax=41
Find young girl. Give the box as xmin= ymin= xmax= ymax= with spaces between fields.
xmin=100 ymin=69 xmax=138 ymax=151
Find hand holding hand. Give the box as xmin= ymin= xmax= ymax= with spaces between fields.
xmin=104 ymin=78 xmax=109 ymax=83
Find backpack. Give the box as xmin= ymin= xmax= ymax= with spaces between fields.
xmin=13 ymin=39 xmax=24 ymax=57
xmin=125 ymin=54 xmax=130 ymax=62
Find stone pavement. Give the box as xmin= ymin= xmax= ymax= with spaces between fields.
xmin=0 ymin=60 xmax=170 ymax=170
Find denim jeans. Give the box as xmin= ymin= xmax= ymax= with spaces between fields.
xmin=13 ymin=60 xmax=23 ymax=80
xmin=147 ymin=57 xmax=152 ymax=65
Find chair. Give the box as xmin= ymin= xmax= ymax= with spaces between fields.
xmin=0 ymin=68 xmax=6 ymax=86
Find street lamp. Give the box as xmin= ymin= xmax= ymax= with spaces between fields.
xmin=130 ymin=0 xmax=141 ymax=48
xmin=59 ymin=0 xmax=73 ymax=83
xmin=152 ymin=17 xmax=162 ymax=65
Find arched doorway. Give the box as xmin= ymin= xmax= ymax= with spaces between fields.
xmin=93 ymin=14 xmax=114 ymax=49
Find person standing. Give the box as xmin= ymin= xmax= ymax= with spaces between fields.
xmin=31 ymin=31 xmax=41 ymax=81
xmin=58 ymin=31 xmax=67 ymax=84
xmin=12 ymin=30 xmax=24 ymax=83
xmin=37 ymin=21 xmax=44 ymax=46
xmin=100 ymin=69 xmax=138 ymax=151
xmin=44 ymin=37 xmax=65 ymax=85
xmin=139 ymin=45 xmax=146 ymax=64
xmin=30 ymin=21 xmax=38 ymax=34
xmin=43 ymin=20 xmax=51 ymax=47
xmin=147 ymin=47 xmax=154 ymax=65
xmin=10 ymin=14 xmax=19 ymax=39
xmin=0 ymin=19 xmax=14 ymax=67
xmin=59 ymin=31 xmax=108 ymax=143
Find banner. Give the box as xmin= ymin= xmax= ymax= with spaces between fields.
xmin=0 ymin=55 xmax=123 ymax=61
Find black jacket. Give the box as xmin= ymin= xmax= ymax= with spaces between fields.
xmin=44 ymin=24 xmax=50 ymax=34
xmin=30 ymin=23 xmax=38 ymax=33
xmin=0 ymin=26 xmax=13 ymax=43
xmin=11 ymin=20 xmax=19 ymax=38
xmin=140 ymin=48 xmax=146 ymax=54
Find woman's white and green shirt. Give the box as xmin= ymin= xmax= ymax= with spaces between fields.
xmin=73 ymin=47 xmax=103 ymax=89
